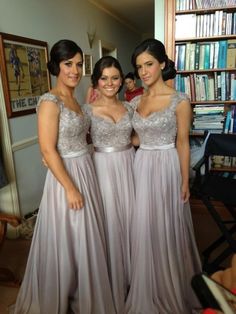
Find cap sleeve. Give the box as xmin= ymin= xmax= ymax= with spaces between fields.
xmin=81 ymin=103 xmax=92 ymax=117
xmin=128 ymin=95 xmax=141 ymax=110
xmin=37 ymin=92 xmax=62 ymax=111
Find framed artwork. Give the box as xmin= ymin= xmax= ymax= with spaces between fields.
xmin=0 ymin=32 xmax=51 ymax=118
xmin=83 ymin=54 xmax=93 ymax=76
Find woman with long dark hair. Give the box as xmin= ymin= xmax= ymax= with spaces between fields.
xmin=125 ymin=38 xmax=201 ymax=314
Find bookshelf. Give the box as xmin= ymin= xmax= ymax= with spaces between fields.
xmin=165 ymin=0 xmax=236 ymax=136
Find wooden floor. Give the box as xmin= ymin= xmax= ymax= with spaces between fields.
xmin=0 ymin=198 xmax=234 ymax=313
xmin=0 ymin=238 xmax=31 ymax=314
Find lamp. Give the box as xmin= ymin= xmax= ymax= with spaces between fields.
xmin=87 ymin=30 xmax=96 ymax=49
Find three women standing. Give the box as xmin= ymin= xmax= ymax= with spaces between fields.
xmin=13 ymin=38 xmax=201 ymax=314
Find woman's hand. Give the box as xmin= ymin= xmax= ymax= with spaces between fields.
xmin=66 ymin=187 xmax=84 ymax=210
xmin=181 ymin=182 xmax=190 ymax=203
xmin=42 ymin=157 xmax=48 ymax=167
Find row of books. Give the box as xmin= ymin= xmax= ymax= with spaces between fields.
xmin=175 ymin=72 xmax=236 ymax=101
xmin=175 ymin=12 xmax=236 ymax=39
xmin=196 ymin=104 xmax=236 ymax=172
xmin=175 ymin=40 xmax=236 ymax=71
xmin=211 ymin=155 xmax=236 ymax=169
xmin=176 ymin=0 xmax=236 ymax=11
xmin=191 ymin=104 xmax=225 ymax=133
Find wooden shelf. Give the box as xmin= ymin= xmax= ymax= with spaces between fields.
xmin=211 ymin=167 xmax=236 ymax=172
xmin=190 ymin=132 xmax=205 ymax=137
xmin=177 ymin=68 xmax=236 ymax=74
xmin=175 ymin=34 xmax=236 ymax=43
xmin=191 ymin=101 xmax=236 ymax=105
xmin=176 ymin=6 xmax=236 ymax=15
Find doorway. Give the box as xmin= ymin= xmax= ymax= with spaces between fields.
xmin=98 ymin=40 xmax=117 ymax=58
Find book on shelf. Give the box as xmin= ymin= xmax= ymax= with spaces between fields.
xmin=175 ymin=14 xmax=196 ymax=39
xmin=189 ymin=43 xmax=196 ymax=70
xmin=229 ymin=106 xmax=236 ymax=133
xmin=193 ymin=104 xmax=225 ymax=114
xmin=223 ymin=106 xmax=236 ymax=134
xmin=223 ymin=110 xmax=232 ymax=133
xmin=204 ymin=43 xmax=210 ymax=69
xmin=195 ymin=43 xmax=200 ymax=70
xmin=185 ymin=43 xmax=192 ymax=71
xmin=218 ymin=40 xmax=227 ymax=68
xmin=213 ymin=42 xmax=220 ymax=69
xmin=220 ymin=72 xmax=226 ymax=101
xmin=199 ymin=43 xmax=205 ymax=70
xmin=225 ymin=72 xmax=231 ymax=100
xmin=177 ymin=44 xmax=186 ymax=70
xmin=230 ymin=73 xmax=236 ymax=100
xmin=227 ymin=39 xmax=236 ymax=68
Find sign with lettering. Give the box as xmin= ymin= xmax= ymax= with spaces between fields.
xmin=0 ymin=33 xmax=51 ymax=118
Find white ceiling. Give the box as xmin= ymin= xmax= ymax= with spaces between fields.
xmin=89 ymin=0 xmax=154 ymax=35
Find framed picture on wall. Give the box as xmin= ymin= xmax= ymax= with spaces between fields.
xmin=83 ymin=54 xmax=93 ymax=76
xmin=0 ymin=32 xmax=51 ymax=118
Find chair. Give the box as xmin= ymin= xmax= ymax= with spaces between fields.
xmin=192 ymin=133 xmax=236 ymax=274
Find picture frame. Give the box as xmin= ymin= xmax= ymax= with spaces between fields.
xmin=0 ymin=32 xmax=51 ymax=118
xmin=83 ymin=54 xmax=93 ymax=76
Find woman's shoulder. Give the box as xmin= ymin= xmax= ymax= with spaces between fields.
xmin=173 ymin=91 xmax=190 ymax=102
xmin=128 ymin=95 xmax=142 ymax=110
xmin=81 ymin=102 xmax=93 ymax=115
xmin=169 ymin=92 xmax=191 ymax=114
xmin=37 ymin=92 xmax=62 ymax=111
xmin=122 ymin=100 xmax=135 ymax=113
xmin=38 ymin=92 xmax=59 ymax=105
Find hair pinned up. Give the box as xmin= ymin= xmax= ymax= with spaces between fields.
xmin=131 ymin=38 xmax=176 ymax=81
xmin=91 ymin=56 xmax=124 ymax=93
xmin=47 ymin=39 xmax=83 ymax=76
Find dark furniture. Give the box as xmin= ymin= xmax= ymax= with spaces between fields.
xmin=192 ymin=133 xmax=236 ymax=274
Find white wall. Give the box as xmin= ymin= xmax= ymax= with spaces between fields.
xmin=155 ymin=0 xmax=165 ymax=43
xmin=0 ymin=0 xmax=142 ymax=218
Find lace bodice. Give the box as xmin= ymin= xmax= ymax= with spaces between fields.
xmin=37 ymin=93 xmax=90 ymax=155
xmin=83 ymin=102 xmax=133 ymax=147
xmin=131 ymin=92 xmax=190 ymax=146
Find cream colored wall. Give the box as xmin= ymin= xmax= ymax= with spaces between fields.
xmin=0 ymin=0 xmax=143 ymax=219
xmin=155 ymin=0 xmax=165 ymax=43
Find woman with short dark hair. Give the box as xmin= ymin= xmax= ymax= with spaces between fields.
xmin=84 ymin=56 xmax=136 ymax=314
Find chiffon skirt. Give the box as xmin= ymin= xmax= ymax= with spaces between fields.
xmin=125 ymin=148 xmax=202 ymax=314
xmin=13 ymin=153 xmax=115 ymax=314
xmin=93 ymin=147 xmax=135 ymax=313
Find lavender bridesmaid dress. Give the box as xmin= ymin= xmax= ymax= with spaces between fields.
xmin=125 ymin=93 xmax=201 ymax=314
xmin=13 ymin=93 xmax=115 ymax=314
xmin=84 ymin=102 xmax=135 ymax=313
